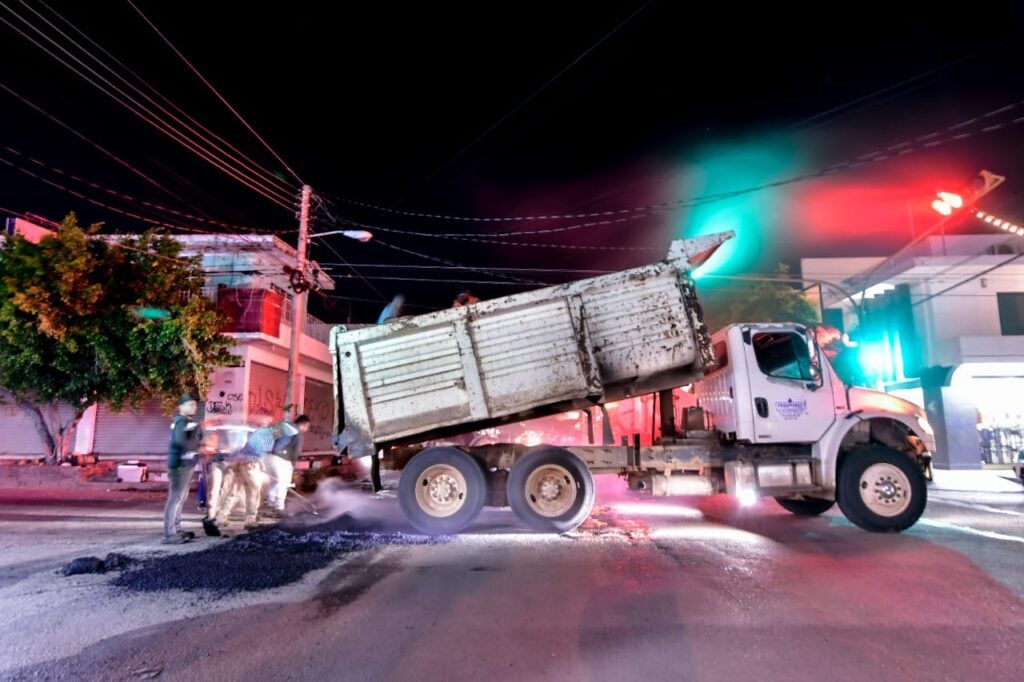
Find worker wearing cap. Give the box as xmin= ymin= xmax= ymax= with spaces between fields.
xmin=164 ymin=394 xmax=204 ymax=544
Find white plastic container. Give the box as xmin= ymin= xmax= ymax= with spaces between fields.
xmin=117 ymin=462 xmax=148 ymax=483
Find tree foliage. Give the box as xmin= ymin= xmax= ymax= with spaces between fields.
xmin=0 ymin=213 xmax=234 ymax=462
xmin=703 ymin=263 xmax=820 ymax=332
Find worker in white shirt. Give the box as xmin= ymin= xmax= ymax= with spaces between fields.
xmin=264 ymin=414 xmax=311 ymax=516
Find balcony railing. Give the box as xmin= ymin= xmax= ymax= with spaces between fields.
xmin=203 ymin=287 xmax=333 ymax=344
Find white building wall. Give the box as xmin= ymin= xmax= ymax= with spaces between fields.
xmin=803 ymin=239 xmax=1024 ymax=468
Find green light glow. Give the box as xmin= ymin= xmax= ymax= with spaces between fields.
xmin=677 ymin=138 xmax=804 ymax=279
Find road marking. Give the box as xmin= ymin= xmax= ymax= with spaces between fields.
xmin=918 ymin=518 xmax=1024 ymax=544
xmin=929 ymin=498 xmax=1024 ymax=517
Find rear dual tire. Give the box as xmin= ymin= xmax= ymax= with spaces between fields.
xmin=507 ymin=448 xmax=595 ymax=533
xmin=398 ymin=447 xmax=486 ymax=535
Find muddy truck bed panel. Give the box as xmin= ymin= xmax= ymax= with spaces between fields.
xmin=332 ymin=233 xmax=730 ymax=457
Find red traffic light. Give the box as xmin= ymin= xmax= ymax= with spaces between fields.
xmin=930 ymin=170 xmax=1005 ymax=215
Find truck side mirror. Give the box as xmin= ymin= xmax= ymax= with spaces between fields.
xmin=803 ymin=331 xmax=825 ymax=392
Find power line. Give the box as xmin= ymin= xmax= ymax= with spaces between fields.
xmin=0 ymin=7 xmax=294 ymax=210
xmin=309 ymin=233 xmax=388 ymax=302
xmin=0 ymin=4 xmax=296 ymax=211
xmin=0 ymin=202 xmax=194 ymax=265
xmin=0 ymin=153 xmax=206 ymax=232
xmin=315 ymin=263 xmax=616 ymax=274
xmin=124 ymin=0 xmax=304 ymax=186
xmin=17 ymin=0 xmax=296 ymax=198
xmin=322 ymin=97 xmax=1024 ymax=225
xmin=2 ymin=145 xmax=289 ymax=234
xmin=369 ymin=238 xmax=543 ymax=285
xmin=321 ymin=197 xmax=657 ymax=239
xmin=1 ymin=150 xmax=296 ymax=263
xmin=315 ymin=290 xmax=437 ymax=311
xmin=317 ymin=198 xmax=662 ymax=251
xmin=308 ymin=198 xmax=387 ymax=301
xmin=784 ymin=49 xmax=991 ymax=131
xmin=912 ymin=252 xmax=1024 ymax=307
xmin=322 ymin=272 xmax=550 ymax=287
xmin=0 ymin=80 xmax=195 ymax=209
xmin=389 ymin=0 xmax=654 ymax=206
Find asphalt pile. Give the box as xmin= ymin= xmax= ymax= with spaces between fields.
xmin=112 ymin=515 xmax=444 ymax=594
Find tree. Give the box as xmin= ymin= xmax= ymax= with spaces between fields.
xmin=703 ymin=263 xmax=820 ymax=332
xmin=0 ymin=213 xmax=234 ymax=463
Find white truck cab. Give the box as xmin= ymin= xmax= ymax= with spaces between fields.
xmin=695 ymin=323 xmax=933 ymax=531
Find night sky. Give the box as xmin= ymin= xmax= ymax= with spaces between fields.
xmin=3 ymin=1 xmax=1024 ymax=322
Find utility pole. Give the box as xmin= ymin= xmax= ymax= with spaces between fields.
xmin=285 ymin=184 xmax=312 ymax=420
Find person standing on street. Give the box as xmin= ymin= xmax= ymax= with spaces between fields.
xmin=164 ymin=395 xmax=204 ymax=544
xmin=264 ymin=414 xmax=311 ymax=516
xmin=217 ymin=411 xmax=275 ymax=530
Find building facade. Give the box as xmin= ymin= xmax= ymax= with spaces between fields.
xmin=1 ymin=224 xmax=340 ymax=462
xmin=803 ymin=234 xmax=1024 ymax=469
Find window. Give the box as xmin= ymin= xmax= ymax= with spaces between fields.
xmin=997 ymin=292 xmax=1024 ymax=335
xmin=752 ymin=332 xmax=815 ymax=381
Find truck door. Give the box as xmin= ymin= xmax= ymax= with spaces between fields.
xmin=740 ymin=327 xmax=837 ymax=443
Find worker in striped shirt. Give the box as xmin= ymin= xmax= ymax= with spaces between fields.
xmin=216 ymin=411 xmax=275 ymax=530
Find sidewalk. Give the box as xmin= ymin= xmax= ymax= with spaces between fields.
xmin=930 ymin=468 xmax=1023 ymax=493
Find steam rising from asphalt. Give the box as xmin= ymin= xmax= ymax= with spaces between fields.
xmin=288 ymin=475 xmax=411 ymax=534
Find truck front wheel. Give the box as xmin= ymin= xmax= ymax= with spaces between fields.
xmin=774 ymin=496 xmax=835 ymax=516
xmin=508 ymin=447 xmax=595 ymax=533
xmin=399 ymin=447 xmax=486 ymax=535
xmin=837 ymin=445 xmax=927 ymax=532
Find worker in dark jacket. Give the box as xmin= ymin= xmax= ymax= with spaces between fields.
xmin=264 ymin=415 xmax=311 ymax=516
xmin=164 ymin=395 xmax=204 ymax=544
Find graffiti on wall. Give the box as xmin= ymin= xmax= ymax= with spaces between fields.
xmin=302 ymin=383 xmax=334 ymax=451
xmin=206 ymin=392 xmax=243 ymax=416
xmin=249 ymin=385 xmax=286 ymax=422
xmin=206 ymin=367 xmax=244 ymax=421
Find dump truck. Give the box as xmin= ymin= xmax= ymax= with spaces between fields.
xmin=330 ymin=232 xmax=934 ymax=534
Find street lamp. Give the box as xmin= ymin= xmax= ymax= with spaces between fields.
xmin=308 ymin=229 xmax=374 ymax=242
xmin=285 ymin=191 xmax=374 ymax=419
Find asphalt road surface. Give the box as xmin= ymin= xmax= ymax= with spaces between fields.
xmin=1 ymin=474 xmax=1022 ymax=682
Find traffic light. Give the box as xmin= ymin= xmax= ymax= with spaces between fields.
xmin=931 ymin=192 xmax=962 ymax=215
xmin=851 ymin=284 xmax=919 ymax=386
xmin=931 ymin=170 xmax=1005 ymax=215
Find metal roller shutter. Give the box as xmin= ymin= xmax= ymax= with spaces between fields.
xmin=302 ymin=378 xmax=334 ymax=453
xmin=0 ymin=402 xmax=76 ymax=457
xmin=249 ymin=362 xmax=287 ymax=421
xmin=92 ymin=400 xmax=169 ymax=457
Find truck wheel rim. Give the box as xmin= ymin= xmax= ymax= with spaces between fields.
xmin=415 ymin=464 xmax=467 ymax=518
xmin=859 ymin=463 xmax=912 ymax=517
xmin=524 ymin=464 xmax=577 ymax=518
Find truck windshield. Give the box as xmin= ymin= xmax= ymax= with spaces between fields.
xmin=752 ymin=332 xmax=815 ymax=381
